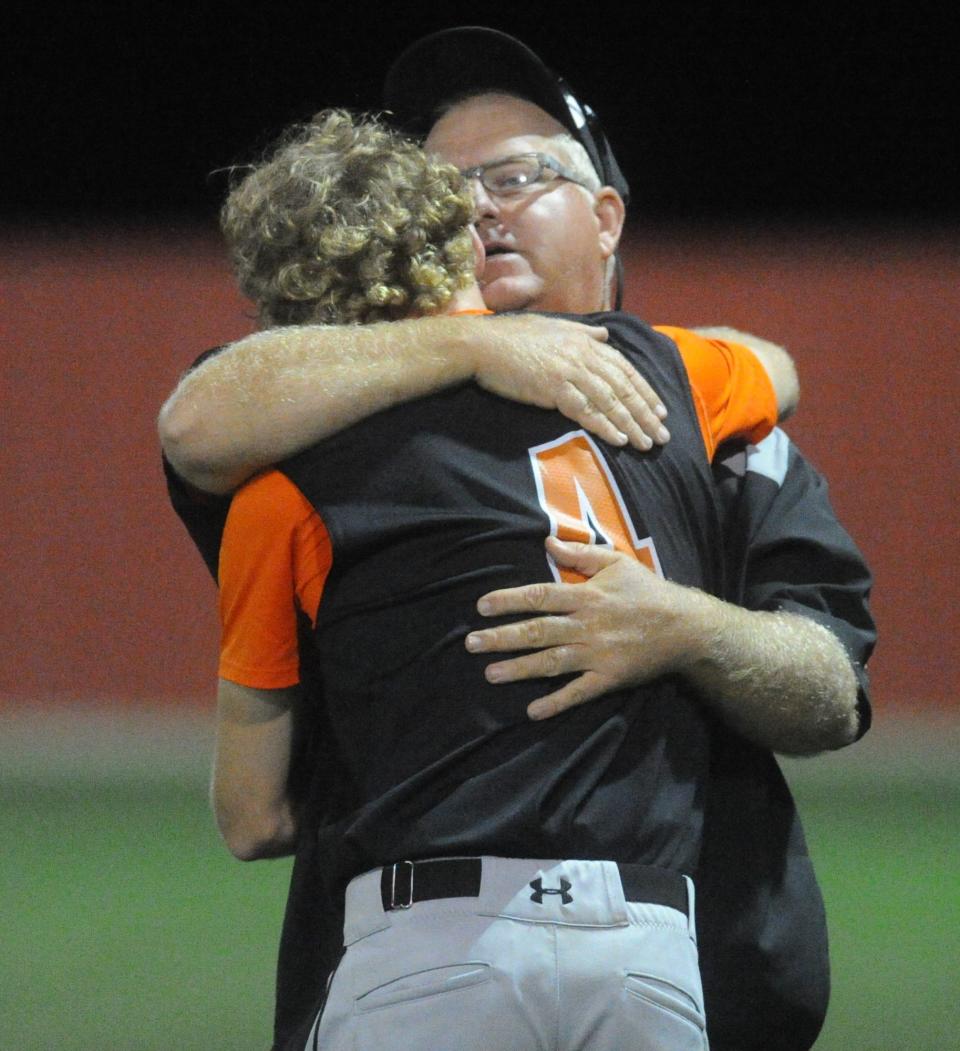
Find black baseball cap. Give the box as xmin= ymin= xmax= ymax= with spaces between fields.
xmin=382 ymin=26 xmax=630 ymax=207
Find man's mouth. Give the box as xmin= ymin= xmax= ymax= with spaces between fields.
xmin=483 ymin=246 xmax=519 ymax=259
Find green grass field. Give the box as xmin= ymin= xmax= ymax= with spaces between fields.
xmin=2 ymin=707 xmax=957 ymax=1050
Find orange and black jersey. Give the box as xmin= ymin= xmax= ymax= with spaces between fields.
xmin=217 ymin=321 xmax=776 ymax=689
xmin=217 ymin=313 xmax=776 ymax=884
xmin=162 ymin=311 xmax=875 ymax=1051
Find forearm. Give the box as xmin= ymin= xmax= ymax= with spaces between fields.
xmin=679 ymin=591 xmax=860 ymax=755
xmin=468 ymin=540 xmax=860 ymax=753
xmin=212 ymin=679 xmax=301 ymax=860
xmin=214 ymin=793 xmax=298 ymax=861
xmin=159 ymin=317 xmax=478 ymax=494
xmin=160 ymin=314 xmax=665 ymax=495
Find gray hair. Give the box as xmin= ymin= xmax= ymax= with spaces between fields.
xmin=547 ymin=132 xmax=602 ymax=192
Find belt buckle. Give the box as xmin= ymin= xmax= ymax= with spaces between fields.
xmin=389 ymin=860 xmax=415 ymax=910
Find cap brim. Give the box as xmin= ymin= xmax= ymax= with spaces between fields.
xmin=383 ymin=25 xmax=631 ymax=208
xmin=382 ymin=26 xmax=578 ymax=139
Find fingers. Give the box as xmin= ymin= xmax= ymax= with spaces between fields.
xmin=568 ymin=323 xmax=609 ymax=343
xmin=545 ymin=536 xmax=624 ymax=577
xmin=610 ymin=352 xmax=668 ymax=422
xmin=526 ymin=673 xmax=607 ymax=720
xmin=535 ymin=318 xmax=668 ymax=448
xmin=601 ymin=386 xmax=670 ymax=452
xmin=481 ymin=315 xmax=669 ymax=450
xmin=465 ymin=613 xmax=577 ymax=656
xmin=562 ymin=350 xmax=670 ymax=452
xmin=476 ymin=580 xmax=580 ymax=617
xmin=555 ymin=383 xmax=633 ymax=448
xmin=614 ymin=384 xmax=671 ymax=448
xmin=481 ymin=643 xmax=583 ymax=685
xmin=472 ymin=542 xmax=622 ymax=625
xmin=598 ymin=352 xmax=670 ymax=444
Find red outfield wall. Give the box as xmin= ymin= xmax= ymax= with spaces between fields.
xmin=1 ymin=224 xmax=956 ymax=711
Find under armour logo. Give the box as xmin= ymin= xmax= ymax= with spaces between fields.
xmin=529 ymin=877 xmax=573 ymax=905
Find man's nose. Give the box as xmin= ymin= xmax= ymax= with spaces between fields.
xmin=469 ymin=178 xmax=501 ymax=220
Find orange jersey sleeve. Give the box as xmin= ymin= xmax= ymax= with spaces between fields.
xmin=217 ymin=469 xmax=331 ymax=689
xmin=653 ymin=325 xmax=778 ymax=460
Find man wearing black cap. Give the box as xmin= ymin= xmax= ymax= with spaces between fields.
xmin=158 ymin=26 xmax=874 ymax=1051
xmin=379 ymin=29 xmax=874 ymax=1051
xmin=378 ymin=28 xmax=875 ymax=1051
xmin=383 ymin=26 xmax=635 ymax=313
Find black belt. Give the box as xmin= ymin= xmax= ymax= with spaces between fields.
xmin=380 ymin=858 xmax=687 ymax=915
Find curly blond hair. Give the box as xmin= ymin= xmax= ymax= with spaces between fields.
xmin=221 ymin=110 xmax=477 ymax=327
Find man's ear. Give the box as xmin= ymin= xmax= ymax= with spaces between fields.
xmin=594 ymin=188 xmax=626 ymax=259
xmin=469 ymin=223 xmax=486 ymax=279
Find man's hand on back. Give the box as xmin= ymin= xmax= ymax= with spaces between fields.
xmin=472 ymin=315 xmax=669 ymax=451
xmin=465 ymin=536 xmax=860 ymax=754
xmin=465 ymin=537 xmax=696 ymax=718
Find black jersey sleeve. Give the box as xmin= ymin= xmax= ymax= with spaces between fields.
xmin=714 ymin=427 xmax=876 ymax=737
xmin=702 ymin=428 xmax=875 ymax=1049
xmin=161 ymin=346 xmax=233 ymax=581
xmin=163 ymin=454 xmax=231 ymax=581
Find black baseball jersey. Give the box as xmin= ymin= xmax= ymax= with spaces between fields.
xmin=265 ymin=310 xmax=761 ymax=1049
xmin=695 ymin=431 xmax=875 ymax=1051
xmin=163 ymin=313 xmax=875 ymax=1051
xmin=277 ymin=313 xmax=732 ymax=888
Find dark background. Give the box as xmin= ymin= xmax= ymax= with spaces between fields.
xmin=4 ymin=13 xmax=956 ymax=1047
xmin=7 ymin=3 xmax=958 ymax=227
xmin=4 ymin=3 xmax=958 ymax=713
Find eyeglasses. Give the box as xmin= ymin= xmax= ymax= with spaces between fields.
xmin=460 ymin=152 xmax=591 ymax=197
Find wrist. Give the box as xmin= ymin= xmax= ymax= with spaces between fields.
xmin=671 ymin=588 xmax=739 ymax=679
xmin=448 ymin=313 xmax=497 ymax=383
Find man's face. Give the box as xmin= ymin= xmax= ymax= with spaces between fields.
xmin=425 ymin=95 xmax=622 ymax=314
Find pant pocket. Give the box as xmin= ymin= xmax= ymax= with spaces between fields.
xmin=621 ymin=972 xmax=708 ymax=1049
xmin=355 ymin=961 xmax=493 ymax=1013
xmin=350 ymin=961 xmax=536 ymax=1051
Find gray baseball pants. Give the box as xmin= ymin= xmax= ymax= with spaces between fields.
xmin=306 ymin=856 xmax=708 ymax=1050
